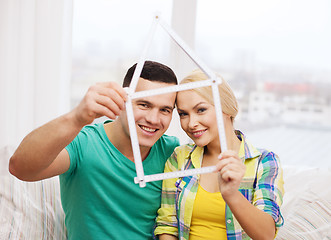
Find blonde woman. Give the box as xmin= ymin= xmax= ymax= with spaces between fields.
xmin=155 ymin=69 xmax=284 ymax=240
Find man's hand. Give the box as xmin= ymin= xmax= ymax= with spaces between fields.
xmin=73 ymin=82 xmax=127 ymax=127
xmin=9 ymin=81 xmax=127 ymax=181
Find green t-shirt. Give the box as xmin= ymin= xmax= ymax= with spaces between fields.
xmin=60 ymin=121 xmax=179 ymax=240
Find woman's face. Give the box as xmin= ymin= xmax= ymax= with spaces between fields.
xmin=176 ymin=90 xmax=219 ymax=147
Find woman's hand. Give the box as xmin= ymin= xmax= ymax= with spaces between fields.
xmin=214 ymin=150 xmax=246 ymax=198
xmin=214 ymin=150 xmax=277 ymax=240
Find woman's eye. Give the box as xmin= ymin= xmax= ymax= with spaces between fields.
xmin=197 ymin=108 xmax=207 ymax=113
xmin=178 ymin=112 xmax=187 ymax=117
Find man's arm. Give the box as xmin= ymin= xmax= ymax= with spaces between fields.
xmin=9 ymin=82 xmax=127 ymax=181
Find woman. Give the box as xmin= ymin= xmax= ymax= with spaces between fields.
xmin=155 ymin=69 xmax=284 ymax=240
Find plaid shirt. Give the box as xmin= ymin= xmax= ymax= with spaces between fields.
xmin=155 ymin=130 xmax=284 ymax=240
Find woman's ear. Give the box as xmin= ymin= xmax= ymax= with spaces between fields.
xmin=222 ymin=112 xmax=231 ymax=119
xmin=222 ymin=113 xmax=234 ymax=124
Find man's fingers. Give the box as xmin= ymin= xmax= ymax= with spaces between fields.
xmin=96 ymin=82 xmax=127 ymax=101
xmin=92 ymin=84 xmax=126 ymax=110
xmin=95 ymin=94 xmax=123 ymax=117
xmin=91 ymin=102 xmax=118 ymax=120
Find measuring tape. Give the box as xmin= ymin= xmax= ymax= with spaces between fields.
xmin=134 ymin=166 xmax=217 ymax=184
xmin=125 ymin=15 xmax=228 ymax=188
xmin=131 ymin=79 xmax=215 ymax=99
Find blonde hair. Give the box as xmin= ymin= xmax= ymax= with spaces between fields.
xmin=180 ymin=69 xmax=238 ymax=121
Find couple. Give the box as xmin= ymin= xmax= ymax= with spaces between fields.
xmin=9 ymin=61 xmax=284 ymax=240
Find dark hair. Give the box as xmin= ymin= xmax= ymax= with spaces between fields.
xmin=122 ymin=60 xmax=177 ymax=87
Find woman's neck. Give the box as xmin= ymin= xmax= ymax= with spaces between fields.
xmin=204 ymin=129 xmax=241 ymax=156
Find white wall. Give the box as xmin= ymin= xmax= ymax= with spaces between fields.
xmin=165 ymin=0 xmax=198 ymax=144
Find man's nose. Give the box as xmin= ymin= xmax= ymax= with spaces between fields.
xmin=145 ymin=108 xmax=160 ymax=124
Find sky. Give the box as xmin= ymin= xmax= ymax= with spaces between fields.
xmin=72 ymin=0 xmax=331 ymax=73
xmin=195 ymin=0 xmax=331 ymax=71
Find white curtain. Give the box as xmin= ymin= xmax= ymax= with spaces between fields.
xmin=0 ymin=0 xmax=73 ymax=149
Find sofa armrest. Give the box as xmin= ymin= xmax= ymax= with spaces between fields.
xmin=276 ymin=166 xmax=331 ymax=239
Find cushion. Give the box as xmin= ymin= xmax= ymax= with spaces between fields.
xmin=0 ymin=146 xmax=67 ymax=239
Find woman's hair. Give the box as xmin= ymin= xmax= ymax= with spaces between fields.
xmin=180 ymin=69 xmax=238 ymax=121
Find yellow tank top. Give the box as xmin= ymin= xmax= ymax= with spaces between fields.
xmin=189 ymin=184 xmax=227 ymax=240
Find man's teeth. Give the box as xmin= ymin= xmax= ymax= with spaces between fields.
xmin=141 ymin=126 xmax=157 ymax=132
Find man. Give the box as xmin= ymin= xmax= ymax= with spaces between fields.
xmin=9 ymin=61 xmax=180 ymax=239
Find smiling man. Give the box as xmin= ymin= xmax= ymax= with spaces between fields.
xmin=9 ymin=61 xmax=180 ymax=240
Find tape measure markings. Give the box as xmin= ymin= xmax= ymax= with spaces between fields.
xmin=211 ymin=83 xmax=228 ymax=151
xmin=134 ymin=166 xmax=217 ymax=184
xmin=130 ymin=78 xmax=220 ymax=99
xmin=125 ymin=97 xmax=146 ymax=188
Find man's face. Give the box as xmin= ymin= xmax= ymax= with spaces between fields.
xmin=121 ymin=78 xmax=176 ymax=149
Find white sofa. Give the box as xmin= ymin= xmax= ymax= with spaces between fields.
xmin=276 ymin=166 xmax=331 ymax=239
xmin=1 ymin=146 xmax=330 ymax=239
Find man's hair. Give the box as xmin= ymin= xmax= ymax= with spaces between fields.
xmin=123 ymin=60 xmax=177 ymax=87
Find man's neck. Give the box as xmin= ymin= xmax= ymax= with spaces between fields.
xmin=104 ymin=121 xmax=151 ymax=162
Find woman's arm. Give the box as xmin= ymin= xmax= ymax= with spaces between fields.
xmin=159 ymin=234 xmax=178 ymax=240
xmin=223 ymin=191 xmax=276 ymax=240
xmin=215 ymin=150 xmax=283 ymax=240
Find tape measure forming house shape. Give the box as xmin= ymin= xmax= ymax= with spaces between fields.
xmin=125 ymin=15 xmax=228 ymax=187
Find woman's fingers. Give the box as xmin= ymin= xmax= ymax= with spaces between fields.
xmin=218 ymin=150 xmax=239 ymax=160
xmin=214 ymin=150 xmax=246 ymax=182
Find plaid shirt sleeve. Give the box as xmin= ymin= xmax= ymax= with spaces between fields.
xmin=253 ymin=150 xmax=284 ymax=229
xmin=155 ymin=150 xmax=180 ymax=237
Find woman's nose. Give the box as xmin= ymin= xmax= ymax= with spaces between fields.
xmin=188 ymin=115 xmax=198 ymax=129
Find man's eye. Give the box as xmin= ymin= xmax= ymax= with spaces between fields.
xmin=139 ymin=103 xmax=148 ymax=108
xmin=161 ymin=108 xmax=172 ymax=114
